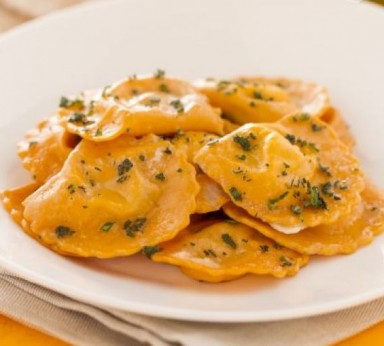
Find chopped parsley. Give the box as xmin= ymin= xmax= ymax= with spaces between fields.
xmin=95 ymin=128 xmax=103 ymax=137
xmin=290 ymin=205 xmax=302 ymax=215
xmin=100 ymin=222 xmax=115 ymax=232
xmin=319 ymin=162 xmax=332 ymax=177
xmin=124 ymin=217 xmax=147 ymax=237
xmin=311 ymin=123 xmax=325 ymax=132
xmin=273 ymin=242 xmax=283 ymax=249
xmin=233 ymin=135 xmax=251 ymax=151
xmin=155 ymin=172 xmax=165 ymax=181
xmin=292 ymin=113 xmax=310 ymax=121
xmin=154 ymin=69 xmax=165 ymax=78
xmin=142 ymin=246 xmax=162 ymax=258
xmin=55 ymin=225 xmax=75 ymax=238
xmin=224 ymin=219 xmax=238 ymax=225
xmin=306 ymin=186 xmax=327 ymax=209
xmin=259 ymin=245 xmax=269 ymax=253
xmin=139 ymin=154 xmax=146 ymax=161
xmin=285 ymin=134 xmax=296 ymax=144
xmin=221 ymin=233 xmax=237 ymax=249
xmin=169 ymin=99 xmax=184 ymax=113
xmin=159 ymin=83 xmax=170 ymax=93
xmin=203 ymin=249 xmax=217 ymax=257
xmin=146 ymin=96 xmax=161 ymax=107
xmin=253 ymin=91 xmax=263 ymax=100
xmin=117 ymin=158 xmax=133 ymax=176
xmin=163 ymin=147 xmax=172 ymax=155
xmin=267 ymin=191 xmax=289 ymax=210
xmin=67 ymin=184 xmax=76 ymax=194
xmin=68 ymin=112 xmax=88 ymax=124
xmin=285 ymin=134 xmax=319 ymax=152
xmin=236 ymin=154 xmax=247 ymax=161
xmin=280 ymin=256 xmax=293 ymax=267
xmin=59 ymin=97 xmax=84 ymax=108
xmin=229 ymin=187 xmax=242 ymax=201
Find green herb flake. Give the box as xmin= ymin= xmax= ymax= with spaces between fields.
xmin=159 ymin=83 xmax=170 ymax=93
xmin=204 ymin=249 xmax=217 ymax=257
xmin=259 ymin=245 xmax=269 ymax=253
xmin=319 ymin=162 xmax=332 ymax=177
xmin=139 ymin=154 xmax=146 ymax=161
xmin=155 ymin=172 xmax=165 ymax=181
xmin=68 ymin=112 xmax=87 ymax=124
xmin=267 ymin=191 xmax=289 ymax=210
xmin=142 ymin=246 xmax=162 ymax=258
xmin=117 ymin=158 xmax=133 ymax=176
xmin=169 ymin=99 xmax=184 ymax=113
xmin=146 ymin=96 xmax=161 ymax=107
xmin=164 ymin=147 xmax=172 ymax=155
xmin=292 ymin=113 xmax=310 ymax=121
xmin=311 ymin=123 xmax=325 ymax=132
xmin=124 ymin=217 xmax=147 ymax=237
xmin=321 ymin=182 xmax=334 ymax=196
xmin=100 ymin=222 xmax=115 ymax=232
xmin=285 ymin=134 xmax=296 ymax=144
xmin=233 ymin=135 xmax=251 ymax=151
xmin=229 ymin=187 xmax=243 ymax=201
xmin=283 ymin=162 xmax=291 ymax=169
xmin=95 ymin=128 xmax=103 ymax=137
xmin=55 ymin=225 xmax=75 ymax=238
xmin=290 ymin=205 xmax=302 ymax=215
xmin=280 ymin=256 xmax=293 ymax=267
xmin=307 ymin=186 xmax=327 ymax=209
xmin=154 ymin=69 xmax=165 ymax=78
xmin=59 ymin=96 xmax=70 ymax=107
xmin=253 ymin=91 xmax=263 ymax=100
xmin=29 ymin=141 xmax=38 ymax=148
xmin=273 ymin=242 xmax=283 ymax=249
xmin=67 ymin=184 xmax=76 ymax=194
xmin=102 ymin=85 xmax=110 ymax=98
xmin=222 ymin=233 xmax=237 ymax=249
xmin=236 ymin=154 xmax=247 ymax=161
xmin=224 ymin=219 xmax=238 ymax=225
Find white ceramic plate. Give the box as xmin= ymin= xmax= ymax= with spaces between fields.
xmin=0 ymin=0 xmax=384 ymax=323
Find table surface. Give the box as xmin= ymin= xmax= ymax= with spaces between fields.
xmin=0 ymin=0 xmax=383 ymax=345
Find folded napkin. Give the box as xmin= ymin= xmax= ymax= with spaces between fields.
xmin=1 ymin=270 xmax=383 ymax=346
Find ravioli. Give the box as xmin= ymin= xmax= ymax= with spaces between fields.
xmin=170 ymin=132 xmax=229 ymax=213
xmin=22 ymin=134 xmax=199 ymax=258
xmin=18 ymin=116 xmax=80 ymax=183
xmin=321 ymin=107 xmax=355 ymax=148
xmin=194 ymin=114 xmax=364 ymax=229
xmin=223 ymin=181 xmax=384 ymax=255
xmin=223 ymin=119 xmax=240 ymax=134
xmin=0 ymin=183 xmax=39 ymax=226
xmin=194 ymin=77 xmax=329 ymax=124
xmin=60 ymin=74 xmax=224 ymax=141
xmin=151 ymin=220 xmax=309 ymax=282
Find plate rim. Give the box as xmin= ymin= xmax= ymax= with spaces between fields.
xmin=0 ymin=0 xmax=384 ymax=323
xmin=1 ymin=254 xmax=384 ymax=322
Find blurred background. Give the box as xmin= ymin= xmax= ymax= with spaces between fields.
xmin=0 ymin=0 xmax=92 ymax=32
xmin=0 ymin=0 xmax=383 ymax=34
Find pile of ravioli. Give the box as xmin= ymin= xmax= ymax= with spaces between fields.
xmin=2 ymin=71 xmax=384 ymax=283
